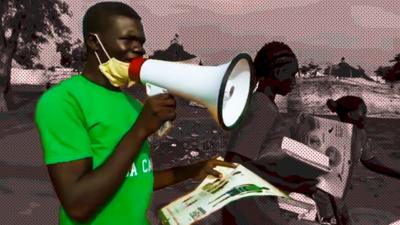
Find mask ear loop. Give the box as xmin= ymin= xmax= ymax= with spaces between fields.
xmin=94 ymin=51 xmax=102 ymax=65
xmin=253 ymin=81 xmax=259 ymax=93
xmin=93 ymin=34 xmax=111 ymax=64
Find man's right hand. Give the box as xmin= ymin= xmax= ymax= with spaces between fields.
xmin=135 ymin=93 xmax=177 ymax=138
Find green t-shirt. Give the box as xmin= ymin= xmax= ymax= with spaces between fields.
xmin=35 ymin=74 xmax=154 ymax=225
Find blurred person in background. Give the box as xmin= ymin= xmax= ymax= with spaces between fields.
xmin=222 ymin=42 xmax=318 ymax=225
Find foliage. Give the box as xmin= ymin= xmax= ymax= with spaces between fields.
xmin=375 ymin=54 xmax=400 ymax=82
xmin=56 ymin=38 xmax=86 ymax=71
xmin=0 ymin=0 xmax=72 ymax=68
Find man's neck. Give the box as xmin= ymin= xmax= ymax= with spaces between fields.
xmin=261 ymin=86 xmax=276 ymax=103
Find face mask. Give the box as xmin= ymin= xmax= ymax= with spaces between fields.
xmin=93 ymin=34 xmax=136 ymax=88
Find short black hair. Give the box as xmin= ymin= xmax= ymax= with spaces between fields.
xmin=82 ymin=2 xmax=141 ymax=42
xmin=253 ymin=41 xmax=297 ymax=79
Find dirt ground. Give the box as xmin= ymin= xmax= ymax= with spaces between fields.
xmin=0 ymin=89 xmax=399 ymax=225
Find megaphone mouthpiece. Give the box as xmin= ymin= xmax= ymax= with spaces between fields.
xmin=129 ymin=57 xmax=147 ymax=83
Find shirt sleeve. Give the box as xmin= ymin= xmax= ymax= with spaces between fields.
xmin=225 ymin=94 xmax=279 ymax=159
xmin=35 ymin=91 xmax=92 ymax=165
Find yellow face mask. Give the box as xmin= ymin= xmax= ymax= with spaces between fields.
xmin=94 ymin=34 xmax=136 ymax=88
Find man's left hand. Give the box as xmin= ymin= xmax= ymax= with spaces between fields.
xmin=187 ymin=155 xmax=237 ymax=181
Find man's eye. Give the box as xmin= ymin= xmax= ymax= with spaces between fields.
xmin=121 ymin=37 xmax=136 ymax=41
xmin=121 ymin=38 xmax=145 ymax=45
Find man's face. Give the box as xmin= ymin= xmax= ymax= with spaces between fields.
xmin=272 ymin=57 xmax=298 ymax=96
xmin=97 ymin=15 xmax=146 ymax=62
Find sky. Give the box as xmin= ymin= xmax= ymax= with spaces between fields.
xmin=41 ymin=0 xmax=400 ymax=76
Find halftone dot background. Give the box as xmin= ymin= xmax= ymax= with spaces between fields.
xmin=1 ymin=0 xmax=400 ymax=224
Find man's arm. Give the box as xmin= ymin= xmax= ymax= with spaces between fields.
xmin=360 ymin=153 xmax=400 ymax=180
xmin=360 ymin=138 xmax=400 ymax=180
xmin=46 ymin=94 xmax=176 ymax=222
xmin=48 ymin=125 xmax=147 ymax=222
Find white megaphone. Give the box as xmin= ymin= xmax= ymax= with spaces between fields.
xmin=128 ymin=53 xmax=254 ymax=137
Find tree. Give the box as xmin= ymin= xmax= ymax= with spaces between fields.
xmin=387 ymin=54 xmax=400 ymax=82
xmin=386 ymin=62 xmax=400 ymax=83
xmin=56 ymin=40 xmax=73 ymax=68
xmin=0 ymin=0 xmax=72 ymax=112
xmin=299 ymin=61 xmax=321 ymax=78
xmin=308 ymin=61 xmax=322 ymax=78
xmin=56 ymin=38 xmax=86 ymax=72
xmin=389 ymin=53 xmax=400 ymax=63
xmin=374 ymin=65 xmax=394 ymax=83
xmin=374 ymin=66 xmax=390 ymax=78
xmin=70 ymin=41 xmax=86 ymax=72
xmin=33 ymin=63 xmax=46 ymax=70
xmin=374 ymin=54 xmax=400 ymax=84
xmin=300 ymin=65 xmax=311 ymax=75
xmin=151 ymin=34 xmax=196 ymax=61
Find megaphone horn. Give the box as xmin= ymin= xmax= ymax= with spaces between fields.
xmin=129 ymin=53 xmax=254 ymax=130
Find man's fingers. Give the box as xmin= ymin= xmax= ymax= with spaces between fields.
xmin=154 ymin=93 xmax=173 ymax=99
xmin=157 ymin=109 xmax=176 ymax=121
xmin=208 ymin=155 xmax=237 ymax=168
xmin=207 ymin=168 xmax=222 ymax=178
xmin=155 ymin=93 xmax=175 ymax=100
xmin=166 ymin=111 xmax=177 ymax=121
xmin=152 ymin=99 xmax=176 ymax=108
xmin=160 ymin=98 xmax=176 ymax=107
xmin=212 ymin=160 xmax=237 ymax=169
xmin=149 ymin=93 xmax=176 ymax=106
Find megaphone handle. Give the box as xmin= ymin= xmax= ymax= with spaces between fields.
xmin=157 ymin=121 xmax=174 ymax=137
xmin=145 ymin=83 xmax=173 ymax=138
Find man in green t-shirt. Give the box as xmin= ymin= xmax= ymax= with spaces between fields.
xmin=35 ymin=2 xmax=235 ymax=225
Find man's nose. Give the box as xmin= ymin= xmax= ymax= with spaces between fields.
xmin=129 ymin=42 xmax=146 ymax=56
xmin=133 ymin=46 xmax=146 ymax=56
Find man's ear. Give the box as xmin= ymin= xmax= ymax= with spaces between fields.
xmin=86 ymin=33 xmax=100 ymax=52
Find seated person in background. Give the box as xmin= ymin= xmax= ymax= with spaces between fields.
xmin=356 ymin=64 xmax=400 ymax=180
xmin=222 ymin=42 xmax=318 ymax=225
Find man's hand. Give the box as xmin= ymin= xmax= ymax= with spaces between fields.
xmin=135 ymin=93 xmax=176 ymax=138
xmin=154 ymin=156 xmax=237 ymax=190
xmin=361 ymin=149 xmax=376 ymax=161
xmin=187 ymin=156 xmax=237 ymax=181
